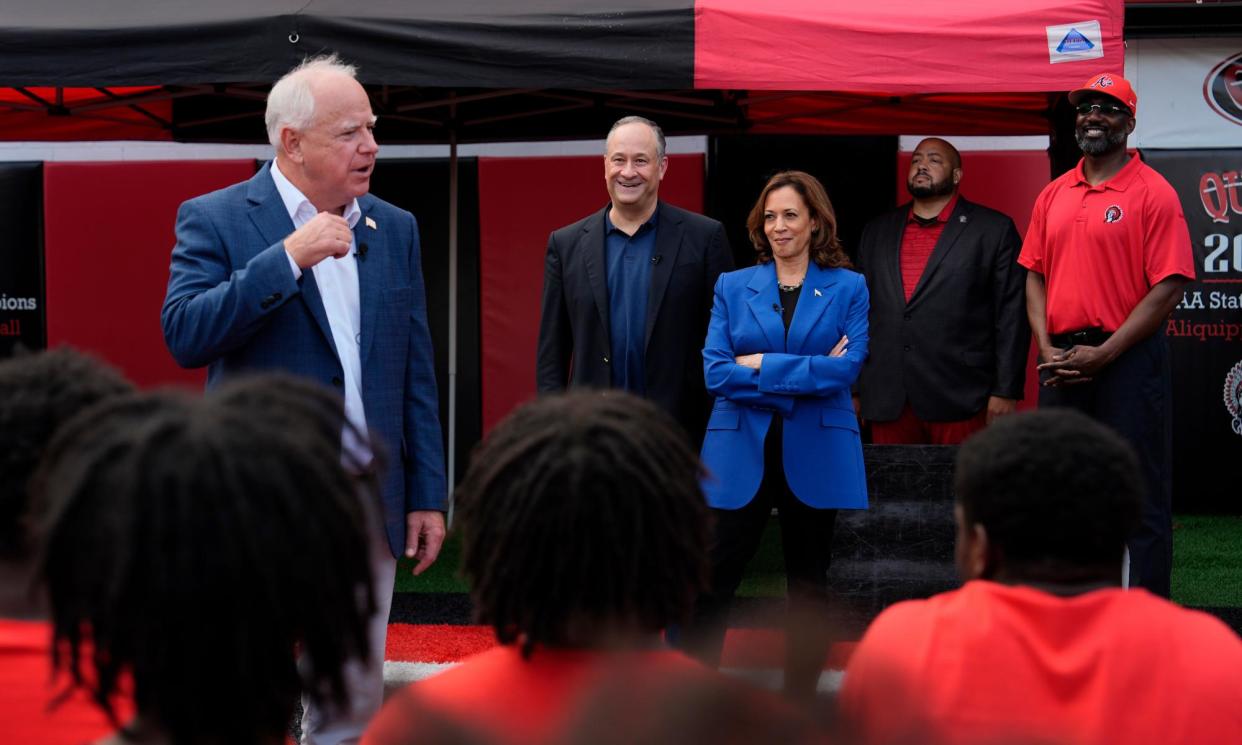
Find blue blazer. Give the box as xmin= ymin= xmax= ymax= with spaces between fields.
xmin=700 ymin=261 xmax=869 ymax=510
xmin=161 ymin=163 xmax=446 ymax=557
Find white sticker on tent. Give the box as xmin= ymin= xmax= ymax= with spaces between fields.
xmin=1047 ymin=21 xmax=1104 ymax=64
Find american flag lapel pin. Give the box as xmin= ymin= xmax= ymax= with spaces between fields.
xmin=365 ymin=216 xmax=377 ymax=230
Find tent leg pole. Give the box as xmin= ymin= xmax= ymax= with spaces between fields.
xmin=446 ymin=131 xmax=459 ymax=524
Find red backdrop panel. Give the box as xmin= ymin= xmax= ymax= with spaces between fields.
xmin=478 ymin=154 xmax=705 ymax=432
xmin=896 ymin=149 xmax=1051 ymax=409
xmin=44 ymin=160 xmax=255 ymax=388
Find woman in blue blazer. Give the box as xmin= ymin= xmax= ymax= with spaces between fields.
xmin=685 ymin=171 xmax=869 ymax=700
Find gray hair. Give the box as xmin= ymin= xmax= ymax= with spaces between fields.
xmin=265 ymin=54 xmax=359 ymax=150
xmin=606 ymin=115 xmax=666 ymax=160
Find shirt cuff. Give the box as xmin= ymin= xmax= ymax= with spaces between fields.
xmin=285 ymin=248 xmax=303 ymax=280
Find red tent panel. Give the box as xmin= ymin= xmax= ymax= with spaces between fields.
xmin=0 ymin=87 xmax=171 ymax=141
xmin=695 ymin=0 xmax=1125 ymax=92
xmin=744 ymin=92 xmax=1054 ymax=136
xmin=43 ymin=160 xmax=254 ymax=388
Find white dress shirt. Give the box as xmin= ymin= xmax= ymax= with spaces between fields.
xmin=270 ymin=161 xmax=371 ymax=466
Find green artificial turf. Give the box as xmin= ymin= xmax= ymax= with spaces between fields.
xmin=396 ymin=514 xmax=1242 ymax=608
xmin=394 ymin=530 xmax=469 ymax=593
xmin=1172 ymin=515 xmax=1242 ymax=608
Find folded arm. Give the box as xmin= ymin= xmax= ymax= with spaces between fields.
xmin=702 ymin=278 xmax=795 ymax=414
xmin=755 ymin=278 xmax=870 ymax=397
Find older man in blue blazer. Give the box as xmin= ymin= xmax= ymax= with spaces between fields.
xmin=161 ymin=55 xmax=445 ymax=745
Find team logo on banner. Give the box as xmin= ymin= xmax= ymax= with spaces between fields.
xmin=1203 ymin=53 xmax=1242 ymax=126
xmin=1104 ymin=205 xmax=1124 ymax=223
xmin=1225 ymin=361 xmax=1242 ymax=436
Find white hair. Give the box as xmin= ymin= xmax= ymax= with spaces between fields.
xmin=265 ymin=54 xmax=359 ymax=150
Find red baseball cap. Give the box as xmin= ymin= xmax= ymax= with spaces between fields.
xmin=1068 ymin=73 xmax=1137 ymax=115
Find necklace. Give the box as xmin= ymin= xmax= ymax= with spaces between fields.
xmin=778 ymin=280 xmax=803 ymax=292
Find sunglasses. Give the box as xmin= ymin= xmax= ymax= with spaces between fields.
xmin=1075 ymin=102 xmax=1131 ymax=117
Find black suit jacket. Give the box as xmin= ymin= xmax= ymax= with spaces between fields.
xmin=536 ymin=200 xmax=733 ymax=440
xmin=856 ymin=197 xmax=1029 ymax=422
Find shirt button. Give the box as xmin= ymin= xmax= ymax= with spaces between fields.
xmin=904 ymin=345 xmax=912 ymax=352
xmin=331 ymin=376 xmax=343 ymax=387
xmin=603 ymin=356 xmax=610 ymax=364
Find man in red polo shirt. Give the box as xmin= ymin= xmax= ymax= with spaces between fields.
xmin=1019 ymin=73 xmax=1195 ymax=598
xmin=857 ymin=137 xmax=1029 ymax=443
xmin=841 ymin=410 xmax=1242 ymax=745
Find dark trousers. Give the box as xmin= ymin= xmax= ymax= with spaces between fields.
xmin=1039 ymin=331 xmax=1173 ymax=597
xmin=684 ymin=420 xmax=838 ymax=699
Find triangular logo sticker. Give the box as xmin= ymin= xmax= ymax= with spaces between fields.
xmin=1046 ymin=21 xmax=1104 ymax=64
xmin=1057 ymin=29 xmax=1095 ymax=54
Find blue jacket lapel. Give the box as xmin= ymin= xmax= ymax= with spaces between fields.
xmin=245 ymin=164 xmax=335 ymax=353
xmin=355 ymin=196 xmax=381 ymax=367
xmin=787 ymin=263 xmax=839 ymax=354
xmin=745 ymin=263 xmax=785 ymax=352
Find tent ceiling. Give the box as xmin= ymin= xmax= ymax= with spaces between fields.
xmin=0 ymin=1 xmax=1232 ymax=143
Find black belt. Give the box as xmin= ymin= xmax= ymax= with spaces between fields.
xmin=1050 ymin=328 xmax=1112 ymax=348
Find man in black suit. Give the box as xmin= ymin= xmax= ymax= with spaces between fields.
xmin=536 ymin=116 xmax=733 ymax=442
xmin=856 ymin=138 xmax=1028 ymax=444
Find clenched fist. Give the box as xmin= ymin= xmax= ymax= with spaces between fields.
xmin=284 ymin=212 xmax=353 ymax=269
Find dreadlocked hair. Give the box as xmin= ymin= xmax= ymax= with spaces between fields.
xmin=0 ymin=347 xmax=133 ymax=560
xmin=455 ymin=391 xmax=710 ymax=657
xmin=32 ymin=378 xmax=376 ymax=745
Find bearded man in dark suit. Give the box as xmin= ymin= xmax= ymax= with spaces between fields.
xmin=856 ymin=137 xmax=1029 ymax=444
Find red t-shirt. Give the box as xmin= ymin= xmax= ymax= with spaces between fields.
xmin=363 ymin=644 xmax=810 ymax=745
xmin=840 ymin=581 xmax=1242 ymax=745
xmin=1018 ymin=155 xmax=1195 ymax=334
xmin=0 ymin=618 xmax=129 ymax=745
xmin=900 ymin=195 xmax=959 ymax=303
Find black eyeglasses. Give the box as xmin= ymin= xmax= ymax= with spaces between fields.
xmin=1076 ymin=102 xmax=1130 ymax=117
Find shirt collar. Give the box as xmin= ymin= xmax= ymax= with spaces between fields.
xmin=604 ymin=205 xmax=659 ymax=235
xmin=1070 ymin=152 xmax=1143 ymax=193
xmin=907 ymin=193 xmax=959 ymax=225
xmin=270 ymin=160 xmax=361 ymax=229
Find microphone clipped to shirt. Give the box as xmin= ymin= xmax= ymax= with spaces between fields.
xmin=355 ymin=242 xmax=368 ymax=261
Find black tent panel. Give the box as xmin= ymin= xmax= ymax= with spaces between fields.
xmin=0 ymin=2 xmax=694 ymax=89
xmin=0 ymin=163 xmax=45 ymax=357
xmin=369 ymin=158 xmax=482 ymax=484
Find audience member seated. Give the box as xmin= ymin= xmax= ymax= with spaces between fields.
xmin=840 ymin=409 xmax=1242 ymax=745
xmin=32 ymin=375 xmax=379 ymax=745
xmin=363 ymin=392 xmax=816 ymax=745
xmin=0 ymin=349 xmax=135 ymax=745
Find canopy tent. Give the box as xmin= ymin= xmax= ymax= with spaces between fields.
xmin=0 ymin=0 xmax=1129 ymax=142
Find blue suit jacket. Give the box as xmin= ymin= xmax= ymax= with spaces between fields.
xmin=161 ymin=163 xmax=446 ymax=557
xmin=700 ymin=261 xmax=869 ymax=510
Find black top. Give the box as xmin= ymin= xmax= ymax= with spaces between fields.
xmin=779 ymin=285 xmax=801 ymax=336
